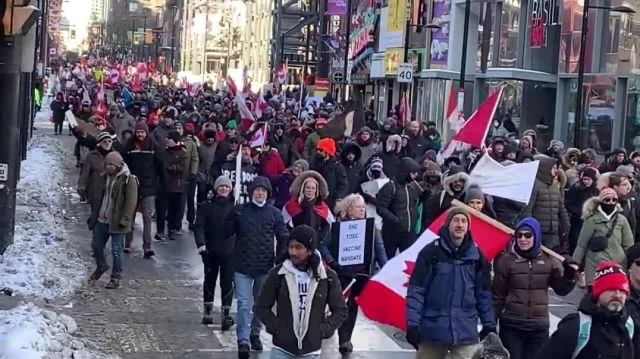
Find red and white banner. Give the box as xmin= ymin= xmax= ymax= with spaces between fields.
xmin=446 ymin=84 xmax=465 ymax=134
xmin=356 ymin=206 xmax=511 ymax=331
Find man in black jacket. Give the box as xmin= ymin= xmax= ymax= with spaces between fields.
xmin=538 ymin=261 xmax=638 ymax=358
xmin=310 ymin=138 xmax=348 ymax=209
xmin=421 ymin=166 xmax=471 ymax=231
xmin=340 ymin=142 xmax=364 ymax=195
xmin=269 ymin=122 xmax=296 ymax=167
xmin=224 ymin=176 xmax=288 ymax=359
xmin=121 ymin=122 xmax=163 ymax=258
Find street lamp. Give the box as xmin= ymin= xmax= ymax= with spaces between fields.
xmin=573 ymin=3 xmax=635 ymax=148
xmin=402 ymin=22 xmax=441 ymax=93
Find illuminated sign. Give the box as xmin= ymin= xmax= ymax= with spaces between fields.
xmin=530 ymin=0 xmax=556 ymax=48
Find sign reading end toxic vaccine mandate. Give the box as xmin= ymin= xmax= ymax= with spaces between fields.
xmin=330 ymin=218 xmax=375 ymax=268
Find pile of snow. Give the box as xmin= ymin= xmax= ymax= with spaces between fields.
xmin=0 ymin=135 xmax=88 ymax=299
xmin=0 ymin=303 xmax=116 ymax=359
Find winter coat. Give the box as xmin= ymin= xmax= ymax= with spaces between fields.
xmin=341 ymin=143 xmax=364 ymax=195
xmin=566 ymin=183 xmax=600 ymax=219
xmin=269 ymin=133 xmax=296 ymax=167
xmin=284 ymin=171 xmax=332 ymax=241
xmin=536 ymin=293 xmax=638 ymax=359
xmin=355 ymin=127 xmax=377 ymax=165
xmin=121 ymin=137 xmax=163 ymax=198
xmin=255 ymin=260 xmax=347 ymax=356
xmin=376 ymin=157 xmax=423 ymax=233
xmin=492 ymin=221 xmax=575 ymax=331
xmin=620 ymin=192 xmax=640 ymax=243
xmin=198 ymin=141 xmax=217 ymax=177
xmin=407 ymin=132 xmax=429 ymax=160
xmin=370 ymin=135 xmax=402 ymax=181
xmin=421 ymin=169 xmax=471 ymax=230
xmin=520 ymin=156 xmax=570 ymax=247
xmin=162 ymin=144 xmax=189 ymax=193
xmin=492 ymin=197 xmax=525 ymax=229
xmin=112 ymin=113 xmax=135 ymax=142
xmin=224 ymin=177 xmax=288 ymax=277
xmin=302 ymin=132 xmax=321 ymax=160
xmin=150 ymin=124 xmax=171 ymax=152
xmin=261 ymin=149 xmax=286 ymax=179
xmin=572 ymin=197 xmax=634 ymax=285
xmin=78 ymin=148 xmax=108 ymax=205
xmin=406 ymin=226 xmax=496 ymax=346
xmin=194 ymin=196 xmax=236 ymax=256
xmin=51 ymin=99 xmax=67 ymax=122
xmin=183 ymin=137 xmax=200 ymax=175
xmin=627 ymin=287 xmax=640 ymax=339
xmin=271 ymin=171 xmax=296 ymax=209
xmin=88 ymin=164 xmax=139 ymax=233
xmin=309 ymin=158 xmax=348 ymax=209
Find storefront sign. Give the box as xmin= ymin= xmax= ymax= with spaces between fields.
xmin=370 ymin=53 xmax=385 ymax=79
xmin=349 ymin=9 xmax=377 ymax=60
xmin=327 ymin=0 xmax=348 ymax=15
xmin=384 ymin=48 xmax=404 ymax=75
xmin=530 ymin=0 xmax=556 ymax=48
xmin=408 ymin=48 xmax=427 ymax=72
xmin=315 ymin=78 xmax=330 ymax=91
xmin=430 ymin=0 xmax=451 ymax=68
xmin=351 ymin=73 xmax=369 ymax=85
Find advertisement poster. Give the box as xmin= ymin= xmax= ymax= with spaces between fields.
xmin=383 ymin=0 xmax=405 ymax=49
xmin=384 ymin=48 xmax=404 ymax=75
xmin=327 ymin=0 xmax=348 ymax=15
xmin=430 ymin=0 xmax=451 ymax=68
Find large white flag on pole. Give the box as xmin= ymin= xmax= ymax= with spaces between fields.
xmin=470 ymin=154 xmax=539 ymax=204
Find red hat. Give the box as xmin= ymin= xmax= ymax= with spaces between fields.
xmin=315 ymin=118 xmax=328 ymax=126
xmin=316 ymin=138 xmax=336 ymax=157
xmin=592 ymin=261 xmax=629 ymax=299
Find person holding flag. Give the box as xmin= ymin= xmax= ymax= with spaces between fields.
xmin=406 ymin=207 xmax=496 ymax=358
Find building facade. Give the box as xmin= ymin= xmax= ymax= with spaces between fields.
xmin=242 ymin=0 xmax=273 ymax=87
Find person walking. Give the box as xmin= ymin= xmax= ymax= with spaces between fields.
xmin=255 ymin=225 xmax=347 ymax=359
xmin=156 ymin=130 xmax=188 ymax=241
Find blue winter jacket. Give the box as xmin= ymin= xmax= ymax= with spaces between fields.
xmin=406 ymin=226 xmax=496 ymax=345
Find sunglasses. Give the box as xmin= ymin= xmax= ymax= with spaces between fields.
xmin=516 ymin=232 xmax=533 ymax=239
xmin=603 ymin=197 xmax=618 ymax=204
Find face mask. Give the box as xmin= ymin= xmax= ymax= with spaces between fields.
xmin=370 ymin=169 xmax=382 ymax=179
xmin=601 ymin=203 xmax=617 ymax=214
xmin=493 ymin=121 xmax=499 ymax=127
xmin=427 ymin=177 xmax=440 ymax=185
xmin=315 ymin=153 xmax=325 ymax=161
xmin=252 ymin=199 xmax=265 ymax=207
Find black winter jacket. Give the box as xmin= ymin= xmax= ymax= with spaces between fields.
xmin=121 ymin=137 xmax=164 ymax=198
xmin=310 ymin=158 xmax=348 ymax=209
xmin=537 ymin=293 xmax=638 ymax=359
xmin=194 ymin=196 xmax=235 ymax=255
xmin=376 ymin=157 xmax=423 ymax=233
xmin=269 ymin=133 xmax=296 ymax=167
xmin=341 ymin=143 xmax=364 ymax=195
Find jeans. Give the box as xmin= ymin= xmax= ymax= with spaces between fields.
xmin=417 ymin=343 xmax=478 ymax=359
xmin=202 ymin=252 xmax=234 ymax=306
xmin=270 ymin=348 xmax=319 ymax=359
xmin=54 ymin=118 xmax=63 ymax=134
xmin=92 ymin=222 xmax=125 ymax=280
xmin=499 ymin=325 xmax=548 ymax=359
xmin=125 ymin=196 xmax=154 ymax=252
xmin=234 ymin=272 xmax=267 ymax=345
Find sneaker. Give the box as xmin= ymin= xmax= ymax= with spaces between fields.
xmin=89 ymin=266 xmax=110 ymax=281
xmin=174 ymin=229 xmax=183 ymax=236
xmin=123 ymin=248 xmax=131 ymax=254
xmin=143 ymin=250 xmax=155 ymax=258
xmin=168 ymin=230 xmax=177 ymax=241
xmin=105 ymin=279 xmax=120 ymax=289
xmin=250 ymin=335 xmax=263 ymax=351
xmin=339 ymin=341 xmax=354 ymax=354
xmin=154 ymin=233 xmax=166 ymax=241
xmin=237 ymin=343 xmax=250 ymax=359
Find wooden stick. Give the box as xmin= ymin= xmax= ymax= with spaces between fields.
xmin=450 ymin=200 xmax=567 ymax=263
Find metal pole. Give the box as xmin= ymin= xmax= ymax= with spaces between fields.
xmin=458 ymin=0 xmax=471 ymax=115
xmin=202 ymin=3 xmax=208 ymax=83
xmin=143 ymin=17 xmax=147 ymax=61
xmin=170 ymin=6 xmax=177 ymax=72
xmin=574 ymin=0 xmax=589 ymax=148
xmin=341 ymin=0 xmax=352 ymax=103
xmin=403 ymin=18 xmax=410 ymax=97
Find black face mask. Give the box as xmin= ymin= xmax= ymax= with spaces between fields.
xmin=426 ymin=177 xmax=440 ymax=185
xmin=370 ymin=169 xmax=382 ymax=179
xmin=315 ymin=153 xmax=325 ymax=161
xmin=601 ymin=203 xmax=617 ymax=214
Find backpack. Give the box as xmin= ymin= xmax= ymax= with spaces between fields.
xmin=571 ymin=312 xmax=634 ymax=359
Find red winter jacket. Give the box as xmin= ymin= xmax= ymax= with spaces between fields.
xmin=260 ymin=149 xmax=285 ymax=178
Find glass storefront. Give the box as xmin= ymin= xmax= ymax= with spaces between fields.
xmin=624 ymin=76 xmax=640 ymax=152
xmin=485 ymin=80 xmax=523 ymax=136
xmin=500 ymin=0 xmax=520 ymax=67
xmin=416 ymin=79 xmax=448 ymax=133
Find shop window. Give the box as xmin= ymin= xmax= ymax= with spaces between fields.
xmin=624 ymin=76 xmax=640 ymax=152
xmin=476 ymin=3 xmax=495 ymax=72
xmin=486 ymin=80 xmax=522 ymax=137
xmin=499 ymin=0 xmax=519 ymax=68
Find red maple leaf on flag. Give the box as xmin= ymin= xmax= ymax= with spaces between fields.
xmin=402 ymin=261 xmax=415 ymax=288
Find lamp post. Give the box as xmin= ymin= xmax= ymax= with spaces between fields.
xmin=402 ymin=22 xmax=441 ymax=105
xmin=457 ymin=0 xmax=471 ymax=114
xmin=573 ymin=4 xmax=635 ymax=148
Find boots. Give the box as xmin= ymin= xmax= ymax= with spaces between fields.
xmin=221 ymin=306 xmax=234 ymax=331
xmin=202 ymin=302 xmax=214 ymax=325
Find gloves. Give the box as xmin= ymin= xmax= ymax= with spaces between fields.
xmin=479 ymin=326 xmax=496 ymax=341
xmin=405 ymin=325 xmax=420 ymax=350
xmin=197 ymin=245 xmax=207 ymax=255
xmin=562 ymin=255 xmax=579 ymax=279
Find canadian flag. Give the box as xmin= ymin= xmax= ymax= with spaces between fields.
xmin=446 ymin=85 xmax=465 ymax=134
xmin=254 ymin=89 xmax=269 ymax=119
xmin=356 ymin=205 xmax=511 ymax=331
xmin=437 ymin=87 xmax=503 ymax=164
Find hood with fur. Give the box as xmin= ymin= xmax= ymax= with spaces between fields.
xmin=385 ymin=134 xmax=402 ymax=153
xmin=289 ymin=170 xmax=329 ymax=199
xmin=442 ymin=166 xmax=471 ymax=196
xmin=581 ymin=196 xmax=622 ymax=219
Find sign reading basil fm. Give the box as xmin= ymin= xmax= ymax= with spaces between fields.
xmin=530 ymin=0 xmax=557 ymax=48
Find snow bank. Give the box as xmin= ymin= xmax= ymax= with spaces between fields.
xmin=0 ymin=303 xmax=116 ymax=359
xmin=0 ymin=135 xmax=88 ymax=299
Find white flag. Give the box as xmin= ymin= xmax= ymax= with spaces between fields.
xmin=470 ymin=154 xmax=539 ymax=204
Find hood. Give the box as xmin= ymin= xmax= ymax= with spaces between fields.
xmin=397 ymin=157 xmax=421 ymax=185
xmin=514 ymin=217 xmax=542 ymax=254
xmin=249 ymin=176 xmax=273 ymax=198
xmin=385 ymin=135 xmax=402 ymax=153
xmin=289 ymin=170 xmax=329 ymax=199
xmin=581 ymin=196 xmax=622 ymax=219
xmin=341 ymin=142 xmax=362 ymax=163
xmin=437 ymin=225 xmax=474 ymax=257
xmin=357 ymin=126 xmax=372 ymax=137
xmin=564 ymin=147 xmax=581 ymax=163
xmin=442 ymin=166 xmax=471 ymax=196
xmin=534 ymin=154 xmax=557 ymax=184
xmin=597 ymin=172 xmax=613 ymax=191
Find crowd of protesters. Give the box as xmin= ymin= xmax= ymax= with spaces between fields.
xmin=46 ymin=58 xmax=640 ymax=359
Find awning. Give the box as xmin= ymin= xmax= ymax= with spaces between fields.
xmin=485 ymin=68 xmax=557 ymax=83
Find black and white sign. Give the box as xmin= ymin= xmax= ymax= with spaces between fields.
xmin=332 ymin=72 xmax=344 ymax=83
xmin=330 ymin=218 xmax=374 ymax=270
xmin=396 ymin=63 xmax=413 ymax=83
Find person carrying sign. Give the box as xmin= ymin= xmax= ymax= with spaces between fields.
xmin=320 ymin=193 xmax=387 ymax=354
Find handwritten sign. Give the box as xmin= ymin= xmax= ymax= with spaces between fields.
xmin=338 ymin=219 xmax=367 ymax=266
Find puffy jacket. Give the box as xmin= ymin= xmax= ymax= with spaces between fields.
xmin=150 ymin=124 xmax=171 ymax=152
xmin=492 ymin=219 xmax=575 ymax=331
xmin=406 ymin=226 xmax=496 ymax=346
xmin=537 ymin=293 xmax=637 ymax=359
xmin=194 ymin=196 xmax=235 ymax=255
xmin=224 ymin=177 xmax=288 ymax=277
xmin=341 ymin=143 xmax=364 ymax=195
xmin=121 ymin=137 xmax=163 ymax=198
xmin=376 ymin=157 xmax=423 ymax=233
xmin=162 ymin=144 xmax=188 ymax=193
xmin=520 ymin=155 xmax=570 ymax=247
xmin=572 ymin=197 xmax=634 ymax=285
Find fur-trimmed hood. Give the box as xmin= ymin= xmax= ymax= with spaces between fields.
xmin=385 ymin=134 xmax=402 ymax=153
xmin=581 ymin=196 xmax=623 ymax=219
xmin=442 ymin=166 xmax=471 ymax=196
xmin=289 ymin=170 xmax=329 ymax=199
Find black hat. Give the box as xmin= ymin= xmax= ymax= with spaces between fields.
xmin=289 ymin=225 xmax=318 ymax=251
xmin=166 ymin=130 xmax=182 ymax=143
xmin=580 ymin=167 xmax=599 ymax=182
xmin=627 ymin=243 xmax=640 ymax=269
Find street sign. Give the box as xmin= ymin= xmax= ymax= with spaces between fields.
xmin=332 ymin=72 xmax=344 ymax=83
xmin=396 ymin=63 xmax=413 ymax=83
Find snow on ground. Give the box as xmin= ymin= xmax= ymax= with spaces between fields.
xmin=0 ymin=134 xmax=89 ymax=299
xmin=0 ymin=302 xmax=117 ymax=359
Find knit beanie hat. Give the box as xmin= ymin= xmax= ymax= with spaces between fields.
xmin=616 ymin=164 xmax=635 ymax=178
xmin=96 ymin=132 xmax=112 ymax=143
xmin=445 ymin=207 xmax=469 ymax=226
xmin=599 ymin=187 xmax=618 ymax=201
xmin=134 ymin=121 xmax=149 ymax=134
xmin=423 ymin=162 xmax=442 ymax=178
xmin=631 ymin=151 xmax=640 ymax=160
xmin=464 ymin=184 xmax=485 ymax=204
xmin=203 ymin=128 xmax=216 ymax=139
xmin=226 ymin=119 xmax=238 ymax=129
xmin=289 ymin=224 xmax=318 ymax=251
xmin=316 ymin=138 xmax=337 ymax=157
xmin=214 ymin=175 xmax=232 ymax=191
xmin=592 ymin=261 xmax=629 ymax=299
xmin=103 ymin=151 xmax=123 ymax=168
xmin=581 ymin=167 xmax=599 ymax=182
xmin=626 ymin=243 xmax=640 ymax=269
xmin=424 ymin=149 xmax=437 ymax=163
xmin=166 ymin=130 xmax=182 ymax=143
xmin=293 ymin=159 xmax=309 ymax=172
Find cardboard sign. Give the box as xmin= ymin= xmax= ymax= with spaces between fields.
xmin=330 ymin=218 xmax=375 ymax=270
